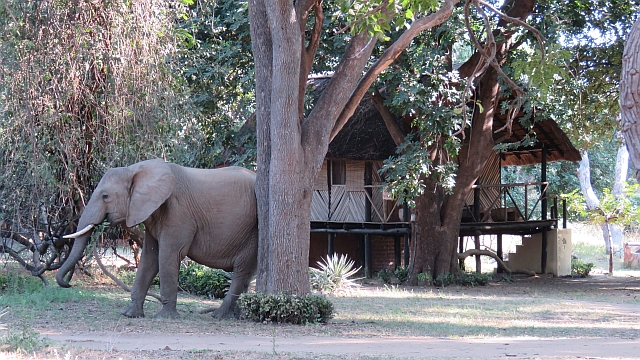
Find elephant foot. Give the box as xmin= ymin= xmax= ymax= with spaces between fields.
xmin=121 ymin=304 xmax=145 ymax=318
xmin=212 ymin=304 xmax=238 ymax=319
xmin=154 ymin=307 xmax=179 ymax=319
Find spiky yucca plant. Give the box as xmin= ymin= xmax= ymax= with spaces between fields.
xmin=309 ymin=253 xmax=361 ymax=294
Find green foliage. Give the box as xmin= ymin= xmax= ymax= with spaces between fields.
xmin=309 ymin=254 xmax=361 ymax=294
xmin=416 ymin=272 xmax=432 ymax=285
xmin=117 ymin=262 xmax=230 ymax=299
xmin=0 ymin=327 xmax=50 ymax=353
xmin=0 ymin=272 xmax=44 ymax=295
xmin=571 ymin=259 xmax=595 ymax=278
xmin=563 ymin=185 xmax=640 ymax=227
xmin=178 ymin=262 xmax=231 ymax=299
xmin=238 ymin=293 xmax=334 ymax=325
xmin=377 ymin=266 xmax=410 ymax=284
xmin=0 ymin=273 xmax=95 ymax=309
xmin=333 ymin=0 xmax=438 ymax=39
xmin=434 ymin=272 xmax=490 ymax=287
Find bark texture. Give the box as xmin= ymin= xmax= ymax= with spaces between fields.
xmin=248 ymin=0 xmax=459 ymax=294
xmin=621 ymin=18 xmax=640 ymax=182
xmin=409 ymin=0 xmax=537 ymax=280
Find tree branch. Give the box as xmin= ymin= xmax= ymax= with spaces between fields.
xmin=330 ymin=0 xmax=460 ymax=142
xmin=371 ymin=89 xmax=406 ymax=146
xmin=457 ymin=249 xmax=537 ymax=276
xmin=298 ymin=0 xmax=324 ymax=117
xmin=92 ymin=245 xmax=161 ymax=302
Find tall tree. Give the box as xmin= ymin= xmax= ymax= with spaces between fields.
xmin=380 ymin=0 xmax=543 ymax=278
xmin=621 ymin=18 xmax=640 ymax=182
xmin=247 ymin=0 xmax=459 ymax=294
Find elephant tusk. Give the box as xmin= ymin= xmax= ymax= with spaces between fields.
xmin=63 ymin=224 xmax=95 ymax=239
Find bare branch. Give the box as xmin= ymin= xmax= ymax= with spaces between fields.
xmin=457 ymin=249 xmax=537 ymax=276
xmin=92 ymin=245 xmax=161 ymax=302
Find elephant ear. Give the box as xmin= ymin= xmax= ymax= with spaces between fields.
xmin=126 ymin=159 xmax=176 ymax=227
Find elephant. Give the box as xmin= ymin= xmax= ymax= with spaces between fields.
xmin=57 ymin=159 xmax=258 ymax=319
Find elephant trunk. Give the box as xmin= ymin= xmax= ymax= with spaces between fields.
xmin=56 ymin=199 xmax=105 ymax=288
xmin=56 ymin=230 xmax=92 ymax=288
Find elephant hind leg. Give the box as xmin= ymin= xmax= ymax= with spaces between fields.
xmin=213 ymin=269 xmax=253 ymax=319
xmin=213 ymin=236 xmax=258 ymax=319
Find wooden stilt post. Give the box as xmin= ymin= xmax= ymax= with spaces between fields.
xmin=365 ymin=234 xmax=372 ymax=278
xmin=497 ymin=234 xmax=503 ymax=273
xmin=327 ymin=233 xmax=335 ymax=256
xmin=459 ymin=236 xmax=465 ymax=270
xmin=541 ymin=144 xmax=548 ymax=274
xmin=394 ymin=236 xmax=401 ymax=270
xmin=475 ymin=234 xmax=481 ymax=273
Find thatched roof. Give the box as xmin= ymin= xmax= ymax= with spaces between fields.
xmin=493 ymin=113 xmax=582 ymax=166
xmin=311 ymin=77 xmax=405 ymax=160
xmin=313 ymin=76 xmax=581 ymax=166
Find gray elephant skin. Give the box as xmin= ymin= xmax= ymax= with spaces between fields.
xmin=57 ymin=159 xmax=258 ymax=319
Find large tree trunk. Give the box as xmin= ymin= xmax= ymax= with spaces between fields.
xmin=248 ymin=0 xmax=457 ymax=294
xmin=621 ymin=18 xmax=640 ymax=183
xmin=409 ymin=0 xmax=536 ymax=280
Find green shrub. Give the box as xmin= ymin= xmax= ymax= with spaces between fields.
xmin=377 ymin=269 xmax=392 ymax=283
xmin=416 ymin=272 xmax=432 ymax=285
xmin=377 ymin=267 xmax=410 ymax=284
xmin=571 ymin=259 xmax=595 ymax=278
xmin=238 ymin=293 xmax=334 ymax=324
xmin=309 ymin=254 xmax=360 ymax=294
xmin=434 ymin=272 xmax=490 ymax=287
xmin=0 ymin=272 xmax=44 ymax=294
xmin=116 ymin=267 xmax=159 ymax=286
xmin=178 ymin=262 xmax=231 ymax=299
xmin=0 ymin=327 xmax=50 ymax=353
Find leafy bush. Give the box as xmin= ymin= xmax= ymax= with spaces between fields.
xmin=238 ymin=293 xmax=334 ymax=324
xmin=571 ymin=259 xmax=595 ymax=278
xmin=416 ymin=272 xmax=432 ymax=285
xmin=0 ymin=272 xmax=43 ymax=294
xmin=0 ymin=327 xmax=50 ymax=353
xmin=377 ymin=267 xmax=410 ymax=284
xmin=178 ymin=262 xmax=231 ymax=299
xmin=116 ymin=267 xmax=159 ymax=287
xmin=434 ymin=272 xmax=491 ymax=287
xmin=309 ymin=254 xmax=361 ymax=294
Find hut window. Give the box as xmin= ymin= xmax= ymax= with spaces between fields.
xmin=331 ymin=159 xmax=346 ymax=186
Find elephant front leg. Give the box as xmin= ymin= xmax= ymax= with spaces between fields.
xmin=121 ymin=233 xmax=159 ymax=318
xmin=153 ymin=241 xmax=185 ymax=319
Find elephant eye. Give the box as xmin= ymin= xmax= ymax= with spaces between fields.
xmin=102 ymin=194 xmax=109 ymax=201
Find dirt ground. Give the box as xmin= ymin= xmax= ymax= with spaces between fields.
xmin=36 ymin=274 xmax=640 ymax=359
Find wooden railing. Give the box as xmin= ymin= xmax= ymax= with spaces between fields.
xmin=464 ymin=182 xmax=567 ymax=227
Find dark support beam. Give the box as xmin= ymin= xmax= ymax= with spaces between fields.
xmin=403 ymin=201 xmax=410 ymax=268
xmin=562 ymin=199 xmax=567 ymax=229
xmin=394 ymin=236 xmax=401 ymax=270
xmin=364 ymin=234 xmax=372 ymax=278
xmin=541 ymin=144 xmax=548 ymax=273
xmin=459 ymin=236 xmax=465 ymax=270
xmin=404 ymin=233 xmax=409 ymax=268
xmin=497 ymin=234 xmax=503 ymax=273
xmin=327 ymin=233 xmax=335 ymax=256
xmin=474 ymin=235 xmax=481 ymax=273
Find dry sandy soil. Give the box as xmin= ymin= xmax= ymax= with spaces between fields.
xmin=28 ymin=275 xmax=640 ymax=359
